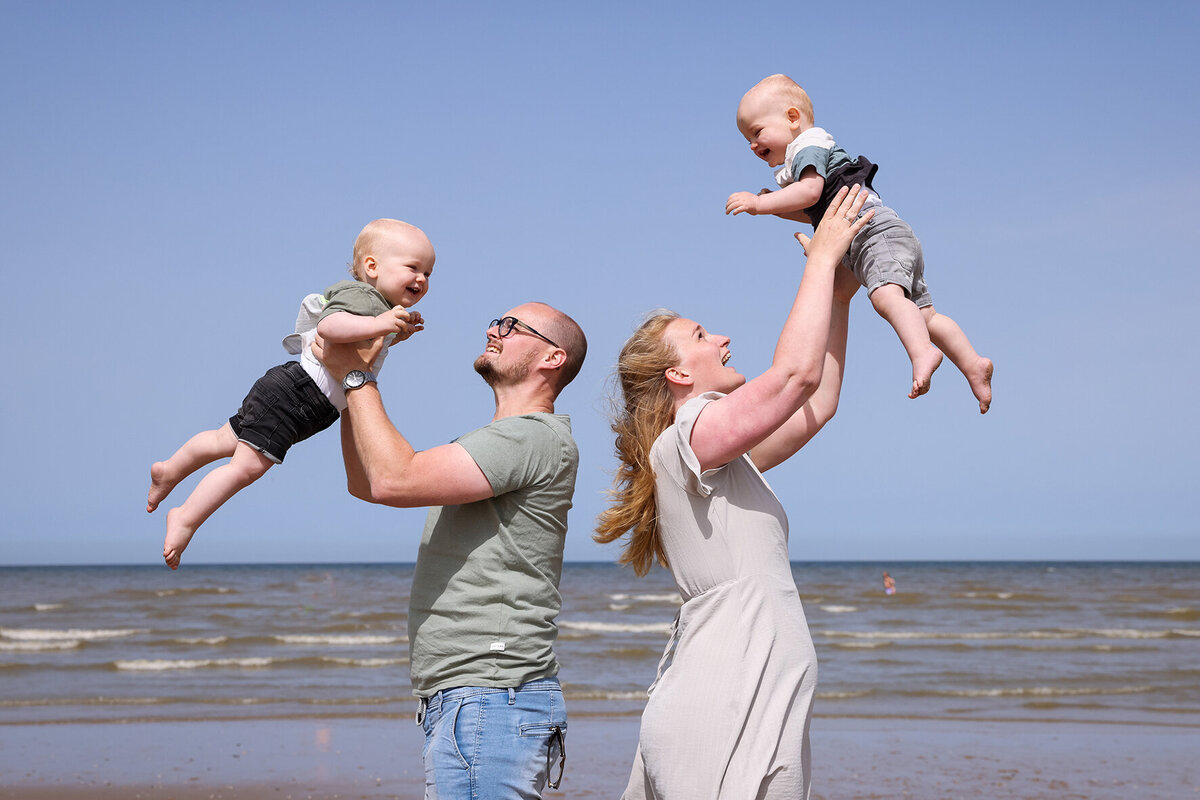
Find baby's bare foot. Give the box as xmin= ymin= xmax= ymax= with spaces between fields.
xmin=967 ymin=357 xmax=994 ymax=414
xmin=147 ymin=462 xmax=180 ymax=513
xmin=908 ymin=347 xmax=944 ymax=399
xmin=163 ymin=508 xmax=196 ymax=571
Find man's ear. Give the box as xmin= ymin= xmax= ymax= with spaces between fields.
xmin=543 ymin=348 xmax=567 ymax=370
xmin=664 ymin=366 xmax=692 ymax=387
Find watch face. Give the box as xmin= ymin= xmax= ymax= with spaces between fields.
xmin=344 ymin=370 xmax=365 ymax=389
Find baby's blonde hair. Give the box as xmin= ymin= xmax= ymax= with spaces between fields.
xmin=746 ymin=73 xmax=814 ymax=127
xmin=349 ymin=218 xmax=421 ymax=280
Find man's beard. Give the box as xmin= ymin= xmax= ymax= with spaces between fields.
xmin=474 ymin=350 xmax=536 ymax=387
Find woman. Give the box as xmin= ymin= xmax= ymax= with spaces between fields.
xmin=596 ymin=187 xmax=872 ymax=799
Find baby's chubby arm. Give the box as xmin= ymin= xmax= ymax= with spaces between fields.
xmin=726 ymin=166 xmax=825 ymax=220
xmin=316 ymin=307 xmax=425 ymax=343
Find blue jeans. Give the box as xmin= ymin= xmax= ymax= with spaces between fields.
xmin=418 ymin=677 xmax=567 ymax=799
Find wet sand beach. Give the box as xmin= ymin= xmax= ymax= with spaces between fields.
xmin=2 ymin=714 xmax=1197 ymax=799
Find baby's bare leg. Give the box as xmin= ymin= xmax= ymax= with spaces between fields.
xmin=148 ymin=422 xmax=239 ymax=512
xmin=163 ymin=441 xmax=273 ymax=570
xmin=921 ymin=306 xmax=993 ymax=414
xmin=869 ymin=283 xmax=943 ymax=399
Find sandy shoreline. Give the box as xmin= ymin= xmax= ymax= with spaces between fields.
xmin=2 ymin=714 xmax=1197 ymax=799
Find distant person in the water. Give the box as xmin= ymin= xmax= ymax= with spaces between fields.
xmin=883 ymin=571 xmax=897 ymax=595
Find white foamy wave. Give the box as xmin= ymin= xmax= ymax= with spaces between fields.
xmin=321 ymin=657 xmax=409 ymax=667
xmin=609 ymin=604 xmax=631 ymax=612
xmin=829 ymin=641 xmax=891 ymax=649
xmin=177 ymin=636 xmax=228 ymax=645
xmin=0 ymin=627 xmax=144 ymax=641
xmin=608 ymin=593 xmax=681 ymax=604
xmin=818 ymin=689 xmax=872 ymax=699
xmin=154 ymin=587 xmax=233 ymax=597
xmin=559 ymin=621 xmax=674 ymax=634
xmin=33 ymin=604 xmax=62 ymax=612
xmin=820 ymin=627 xmax=1196 ymax=641
xmin=274 ymin=634 xmax=406 ymax=646
xmin=565 ymin=689 xmax=650 ymax=701
xmin=0 ymin=639 xmax=80 ymax=651
xmin=819 ymin=605 xmax=857 ymax=614
xmin=941 ymin=685 xmax=1154 ymax=698
xmin=115 ymin=657 xmax=272 ymax=671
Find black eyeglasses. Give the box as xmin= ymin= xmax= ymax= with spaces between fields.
xmin=546 ymin=725 xmax=566 ymax=789
xmin=488 ymin=316 xmax=560 ymax=348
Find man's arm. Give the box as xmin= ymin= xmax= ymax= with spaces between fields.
xmin=725 ymin=167 xmax=825 ymax=217
xmin=317 ymin=335 xmax=492 ymax=508
xmin=342 ymin=383 xmax=494 ymax=507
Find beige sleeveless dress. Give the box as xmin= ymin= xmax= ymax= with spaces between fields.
xmin=622 ymin=393 xmax=818 ymax=800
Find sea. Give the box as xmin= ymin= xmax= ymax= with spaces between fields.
xmin=2 ymin=562 xmax=1198 ymax=729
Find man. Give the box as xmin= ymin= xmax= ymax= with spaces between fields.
xmin=315 ymin=301 xmax=587 ymax=799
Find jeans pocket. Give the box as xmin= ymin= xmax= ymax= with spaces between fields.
xmin=518 ymin=721 xmax=566 ymax=737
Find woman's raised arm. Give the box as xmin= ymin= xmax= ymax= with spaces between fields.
xmin=689 ymin=187 xmax=872 ymax=472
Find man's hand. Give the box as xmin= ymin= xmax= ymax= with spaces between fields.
xmin=725 ymin=191 xmax=763 ymax=216
xmin=376 ymin=307 xmax=425 ymax=342
xmin=312 ymin=334 xmax=386 ymax=382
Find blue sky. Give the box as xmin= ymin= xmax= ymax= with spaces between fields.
xmin=2 ymin=1 xmax=1197 ymax=566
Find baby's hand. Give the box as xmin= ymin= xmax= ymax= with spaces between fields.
xmin=375 ymin=307 xmax=425 ymax=342
xmin=725 ymin=191 xmax=762 ymax=216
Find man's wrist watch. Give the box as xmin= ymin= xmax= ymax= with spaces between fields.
xmin=341 ymin=370 xmax=376 ymax=392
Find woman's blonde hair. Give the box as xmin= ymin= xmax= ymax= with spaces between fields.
xmin=594 ymin=311 xmax=681 ymax=576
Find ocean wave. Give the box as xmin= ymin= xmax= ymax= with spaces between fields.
xmin=559 ymin=621 xmax=674 ymax=635
xmin=564 ymin=689 xmax=649 ymax=701
xmin=818 ymin=605 xmax=857 ymax=614
xmin=936 ymin=685 xmax=1155 ymax=699
xmin=0 ymin=697 xmax=165 ymax=708
xmin=609 ymin=604 xmax=631 ymax=612
xmin=0 ymin=627 xmax=145 ymax=641
xmin=817 ymin=689 xmax=873 ymax=699
xmin=273 ymin=634 xmax=407 ymax=646
xmin=177 ymin=636 xmax=228 ymax=645
xmin=115 ymin=657 xmax=273 ymax=671
xmin=828 ymin=641 xmax=892 ymax=650
xmin=0 ymin=639 xmax=81 ymax=651
xmin=33 ymin=603 xmax=63 ymax=612
xmin=819 ymin=628 xmax=1200 ymax=641
xmin=152 ymin=587 xmax=233 ymax=597
xmin=321 ymin=656 xmax=408 ymax=667
xmin=607 ymin=593 xmax=681 ymax=604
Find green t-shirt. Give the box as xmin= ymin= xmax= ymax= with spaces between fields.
xmin=408 ymin=413 xmax=578 ymax=697
xmin=320 ymin=280 xmax=392 ymax=320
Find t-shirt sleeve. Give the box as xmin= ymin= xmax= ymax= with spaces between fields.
xmin=789 ymin=144 xmax=831 ymax=183
xmin=318 ymin=282 xmax=393 ymax=322
xmin=457 ymin=416 xmax=562 ymax=496
xmin=652 ymin=392 xmax=725 ymax=498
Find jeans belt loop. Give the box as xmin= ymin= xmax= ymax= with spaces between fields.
xmin=507 ymin=687 xmax=516 ymax=705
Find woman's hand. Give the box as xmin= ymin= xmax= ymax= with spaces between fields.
xmin=792 ymin=185 xmax=874 ymax=265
